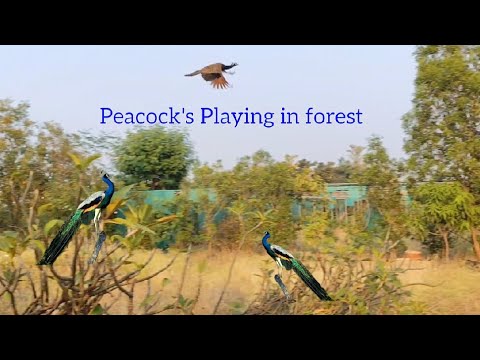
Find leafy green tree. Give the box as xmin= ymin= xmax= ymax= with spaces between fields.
xmin=115 ymin=128 xmax=194 ymax=190
xmin=347 ymin=144 xmax=365 ymax=174
xmin=297 ymin=159 xmax=354 ymax=184
xmin=355 ymin=135 xmax=407 ymax=252
xmin=403 ymin=45 xmax=480 ymax=259
xmin=409 ymin=182 xmax=478 ymax=261
xmin=0 ymin=99 xmax=103 ymax=231
xmin=180 ymin=150 xmax=326 ymax=249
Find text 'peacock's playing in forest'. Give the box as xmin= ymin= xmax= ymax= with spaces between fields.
xmin=99 ymin=106 xmax=365 ymax=128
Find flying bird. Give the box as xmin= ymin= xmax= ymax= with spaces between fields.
xmin=185 ymin=62 xmax=238 ymax=89
xmin=38 ymin=171 xmax=115 ymax=265
xmin=261 ymin=231 xmax=332 ymax=301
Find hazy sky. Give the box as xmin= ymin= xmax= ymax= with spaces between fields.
xmin=1 ymin=45 xmax=417 ymax=168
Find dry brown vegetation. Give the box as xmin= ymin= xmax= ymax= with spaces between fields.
xmin=2 ymin=246 xmax=479 ymax=315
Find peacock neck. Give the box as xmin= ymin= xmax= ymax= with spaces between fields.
xmin=262 ymin=233 xmax=271 ymax=250
xmin=102 ymin=175 xmax=115 ymax=199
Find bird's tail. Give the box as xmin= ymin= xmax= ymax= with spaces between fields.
xmin=38 ymin=210 xmax=83 ymax=265
xmin=184 ymin=70 xmax=201 ymax=77
xmin=291 ymin=258 xmax=332 ymax=301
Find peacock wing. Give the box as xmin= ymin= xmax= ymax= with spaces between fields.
xmin=201 ymin=73 xmax=221 ymax=82
xmin=271 ymin=244 xmax=294 ymax=270
xmin=211 ymin=75 xmax=229 ymax=89
xmin=201 ymin=63 xmax=223 ymax=73
xmin=77 ymin=191 xmax=105 ymax=212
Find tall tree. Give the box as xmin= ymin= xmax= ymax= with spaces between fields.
xmin=0 ymin=99 xmax=98 ymax=230
xmin=356 ymin=135 xmax=406 ymax=250
xmin=115 ymin=128 xmax=194 ymax=190
xmin=347 ymin=144 xmax=365 ymax=172
xmin=403 ymin=45 xmax=480 ymax=259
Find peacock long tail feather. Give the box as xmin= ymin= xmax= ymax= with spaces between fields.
xmin=291 ymin=258 xmax=332 ymax=301
xmin=185 ymin=70 xmax=201 ymax=77
xmin=38 ymin=210 xmax=83 ymax=265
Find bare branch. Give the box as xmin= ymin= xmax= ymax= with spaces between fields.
xmin=175 ymin=244 xmax=192 ymax=311
xmin=136 ymin=253 xmax=178 ymax=283
xmin=107 ymin=265 xmax=132 ymax=298
xmin=213 ymin=219 xmax=263 ymax=314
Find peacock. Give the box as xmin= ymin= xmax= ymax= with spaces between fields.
xmin=185 ymin=62 xmax=238 ymax=89
xmin=38 ymin=171 xmax=115 ymax=265
xmin=261 ymin=231 xmax=332 ymax=301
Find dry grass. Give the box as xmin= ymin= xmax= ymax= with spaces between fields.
xmin=2 ymin=247 xmax=480 ymax=315
xmin=399 ymin=260 xmax=480 ymax=314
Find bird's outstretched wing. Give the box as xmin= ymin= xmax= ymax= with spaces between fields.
xmin=200 ymin=73 xmax=230 ymax=89
xmin=201 ymin=73 xmax=220 ymax=81
xmin=201 ymin=63 xmax=223 ymax=73
xmin=211 ymin=75 xmax=229 ymax=89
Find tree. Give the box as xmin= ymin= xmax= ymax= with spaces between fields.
xmin=0 ymin=99 xmax=102 ymax=230
xmin=347 ymin=144 xmax=365 ymax=172
xmin=115 ymin=128 xmax=194 ymax=190
xmin=409 ymin=182 xmax=478 ymax=261
xmin=0 ymin=99 xmax=183 ymax=315
xmin=355 ymin=135 xmax=407 ymax=253
xmin=311 ymin=160 xmax=353 ymax=183
xmin=183 ymin=150 xmax=326 ymax=248
xmin=403 ymin=45 xmax=480 ymax=259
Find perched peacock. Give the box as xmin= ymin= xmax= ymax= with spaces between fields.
xmin=38 ymin=171 xmax=114 ymax=265
xmin=261 ymin=231 xmax=332 ymax=301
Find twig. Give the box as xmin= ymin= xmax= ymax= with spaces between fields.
xmin=107 ymin=265 xmax=132 ymax=297
xmin=213 ymin=220 xmax=263 ymax=314
xmin=128 ymin=280 xmax=135 ymax=315
xmin=136 ymin=253 xmax=178 ymax=283
xmin=49 ymin=264 xmax=72 ymax=285
xmin=20 ymin=171 xmax=34 ymax=205
xmin=175 ymin=244 xmax=192 ymax=311
xmin=104 ymin=292 xmax=122 ymax=313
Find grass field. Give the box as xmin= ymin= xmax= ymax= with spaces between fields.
xmin=2 ymin=248 xmax=480 ymax=315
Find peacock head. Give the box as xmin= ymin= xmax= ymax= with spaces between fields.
xmin=264 ymin=231 xmax=270 ymax=237
xmin=222 ymin=62 xmax=238 ymax=71
xmin=100 ymin=170 xmax=110 ymax=179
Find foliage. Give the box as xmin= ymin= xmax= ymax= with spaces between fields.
xmin=0 ymin=121 xmax=179 ymax=315
xmin=245 ymin=232 xmax=427 ymax=315
xmin=181 ymin=150 xmax=327 ymax=248
xmin=403 ymin=45 xmax=480 ymax=258
xmin=0 ymin=99 xmax=104 ymax=230
xmin=409 ymin=182 xmax=478 ymax=260
xmin=115 ymin=128 xmax=194 ymax=190
xmin=3 ymin=93 xmax=475 ymax=315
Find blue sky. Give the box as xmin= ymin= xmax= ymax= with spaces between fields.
xmin=0 ymin=45 xmax=417 ymax=168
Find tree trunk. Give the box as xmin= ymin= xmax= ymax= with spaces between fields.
xmin=471 ymin=228 xmax=480 ymax=261
xmin=441 ymin=230 xmax=450 ymax=262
